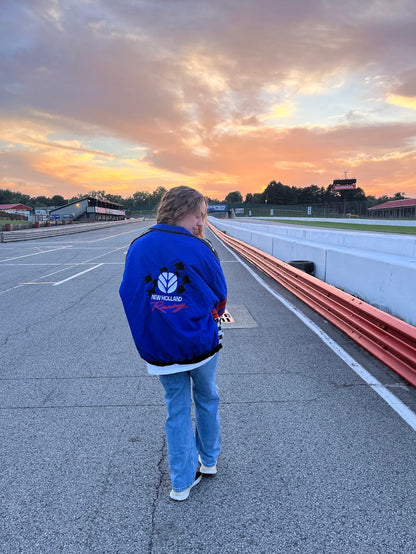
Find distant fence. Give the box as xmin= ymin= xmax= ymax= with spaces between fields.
xmin=222 ymin=203 xmax=416 ymax=219
xmin=129 ymin=209 xmax=157 ymax=218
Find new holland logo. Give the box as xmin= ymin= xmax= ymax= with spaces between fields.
xmin=158 ymin=272 xmax=177 ymax=294
xmin=144 ymin=263 xmax=189 ymax=313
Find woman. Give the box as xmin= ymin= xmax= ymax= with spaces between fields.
xmin=119 ymin=186 xmax=227 ymax=501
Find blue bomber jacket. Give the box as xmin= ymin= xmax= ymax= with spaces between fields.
xmin=119 ymin=224 xmax=227 ymax=373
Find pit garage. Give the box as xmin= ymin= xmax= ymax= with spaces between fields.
xmin=50 ymin=196 xmax=126 ymax=223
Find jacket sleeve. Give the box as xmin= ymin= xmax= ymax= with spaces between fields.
xmin=201 ymin=248 xmax=227 ymax=319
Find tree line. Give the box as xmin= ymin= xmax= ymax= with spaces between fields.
xmin=224 ymin=181 xmax=407 ymax=209
xmin=0 ymin=181 xmax=408 ymax=212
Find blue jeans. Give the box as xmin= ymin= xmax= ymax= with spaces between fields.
xmin=159 ymin=353 xmax=220 ymax=492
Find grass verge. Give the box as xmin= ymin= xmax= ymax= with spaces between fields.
xmin=271 ymin=219 xmax=416 ymax=235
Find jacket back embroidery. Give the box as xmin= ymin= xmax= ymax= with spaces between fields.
xmin=146 ymin=261 xmax=190 ymax=313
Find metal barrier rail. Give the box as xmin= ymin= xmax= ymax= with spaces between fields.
xmin=209 ymin=223 xmax=416 ymax=387
xmin=1 ymin=220 xmax=134 ymax=243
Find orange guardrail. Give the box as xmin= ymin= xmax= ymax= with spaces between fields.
xmin=209 ymin=223 xmax=416 ymax=387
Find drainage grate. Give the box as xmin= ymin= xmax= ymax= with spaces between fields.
xmin=220 ymin=310 xmax=235 ymax=324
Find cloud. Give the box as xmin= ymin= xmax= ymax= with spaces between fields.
xmin=1 ymin=0 xmax=416 ymax=200
xmin=386 ymin=67 xmax=416 ymax=109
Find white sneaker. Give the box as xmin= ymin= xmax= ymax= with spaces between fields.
xmin=198 ymin=455 xmax=217 ymax=475
xmin=169 ymin=471 xmax=203 ymax=501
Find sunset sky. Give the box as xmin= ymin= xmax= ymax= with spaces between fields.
xmin=1 ymin=0 xmax=416 ymax=201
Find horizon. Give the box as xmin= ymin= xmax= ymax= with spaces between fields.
xmin=1 ymin=1 xmax=416 ymax=200
xmin=2 ymin=182 xmax=405 ymax=207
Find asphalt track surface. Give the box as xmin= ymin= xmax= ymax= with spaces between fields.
xmin=1 ymin=221 xmax=416 ymax=553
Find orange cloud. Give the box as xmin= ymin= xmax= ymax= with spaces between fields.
xmin=386 ymin=94 xmax=416 ymax=110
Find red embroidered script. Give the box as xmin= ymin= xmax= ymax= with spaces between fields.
xmin=150 ymin=301 xmax=187 ymax=313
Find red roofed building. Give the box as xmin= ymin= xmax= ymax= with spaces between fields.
xmin=0 ymin=203 xmax=32 ymax=211
xmin=368 ymin=198 xmax=416 ymax=219
xmin=0 ymin=204 xmax=32 ymax=220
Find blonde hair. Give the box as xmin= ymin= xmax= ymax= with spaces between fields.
xmin=156 ymin=186 xmax=206 ymax=227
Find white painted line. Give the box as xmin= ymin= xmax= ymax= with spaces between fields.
xmin=19 ymin=282 xmax=56 ymax=285
xmin=33 ymin=264 xmax=84 ymax=281
xmin=78 ymin=245 xmax=128 ymax=264
xmin=0 ymin=284 xmax=24 ymax=295
xmin=0 ymin=246 xmax=72 ymax=263
xmin=87 ymin=226 xmax=148 ymax=243
xmin=1 ymin=261 xmax=125 ymax=267
xmin=223 ymin=243 xmax=416 ymax=432
xmin=53 ymin=263 xmax=103 ymax=286
xmin=0 ymin=263 xmax=63 ymax=266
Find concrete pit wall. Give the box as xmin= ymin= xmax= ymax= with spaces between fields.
xmin=210 ymin=218 xmax=416 ymax=327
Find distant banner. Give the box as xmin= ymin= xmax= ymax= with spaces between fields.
xmin=333 ymin=184 xmax=356 ymax=190
xmin=208 ymin=204 xmax=228 ymax=212
xmin=94 ymin=207 xmax=126 ymax=215
xmin=333 ymin=178 xmax=356 ymax=191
